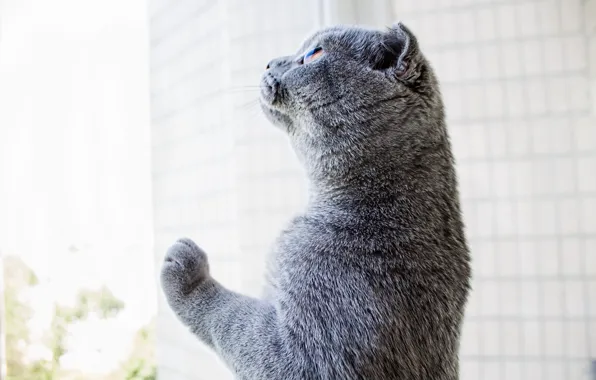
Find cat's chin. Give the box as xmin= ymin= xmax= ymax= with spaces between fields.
xmin=260 ymin=102 xmax=292 ymax=130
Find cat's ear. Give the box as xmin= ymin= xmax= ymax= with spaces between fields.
xmin=373 ymin=22 xmax=418 ymax=73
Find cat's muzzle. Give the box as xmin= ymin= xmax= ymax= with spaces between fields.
xmin=260 ymin=71 xmax=282 ymax=106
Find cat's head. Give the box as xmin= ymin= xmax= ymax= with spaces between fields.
xmin=259 ymin=23 xmax=444 ymax=185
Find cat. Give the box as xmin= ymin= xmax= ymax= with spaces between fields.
xmin=160 ymin=22 xmax=471 ymax=380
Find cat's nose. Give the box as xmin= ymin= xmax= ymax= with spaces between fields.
xmin=266 ymin=58 xmax=288 ymax=70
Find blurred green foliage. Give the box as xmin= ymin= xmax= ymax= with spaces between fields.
xmin=2 ymin=255 xmax=156 ymax=380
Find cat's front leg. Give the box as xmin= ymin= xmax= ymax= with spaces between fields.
xmin=160 ymin=238 xmax=297 ymax=379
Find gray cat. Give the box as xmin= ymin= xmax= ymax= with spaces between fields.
xmin=160 ymin=22 xmax=471 ymax=380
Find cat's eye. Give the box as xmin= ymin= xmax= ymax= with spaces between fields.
xmin=302 ymin=47 xmax=324 ymax=64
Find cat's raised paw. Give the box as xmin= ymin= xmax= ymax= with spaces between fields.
xmin=161 ymin=238 xmax=210 ymax=296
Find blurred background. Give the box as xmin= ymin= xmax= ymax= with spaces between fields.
xmin=1 ymin=0 xmax=595 ymax=379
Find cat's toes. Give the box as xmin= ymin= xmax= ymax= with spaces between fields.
xmin=161 ymin=238 xmax=210 ymax=295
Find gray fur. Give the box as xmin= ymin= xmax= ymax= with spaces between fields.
xmin=161 ymin=23 xmax=471 ymax=380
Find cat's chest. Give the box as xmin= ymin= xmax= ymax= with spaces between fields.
xmin=261 ymin=242 xmax=285 ymax=299
xmin=261 ymin=225 xmax=308 ymax=293
xmin=261 ymin=214 xmax=349 ymax=297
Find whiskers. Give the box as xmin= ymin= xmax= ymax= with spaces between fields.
xmin=238 ymin=99 xmax=263 ymax=122
xmin=223 ymin=85 xmax=264 ymax=93
xmin=238 ymin=98 xmax=260 ymax=110
xmin=221 ymin=85 xmax=267 ymax=122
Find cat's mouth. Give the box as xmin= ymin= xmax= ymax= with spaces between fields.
xmin=260 ymin=71 xmax=284 ymax=107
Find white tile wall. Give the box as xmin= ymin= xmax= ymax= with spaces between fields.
xmin=150 ymin=0 xmax=596 ymax=379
